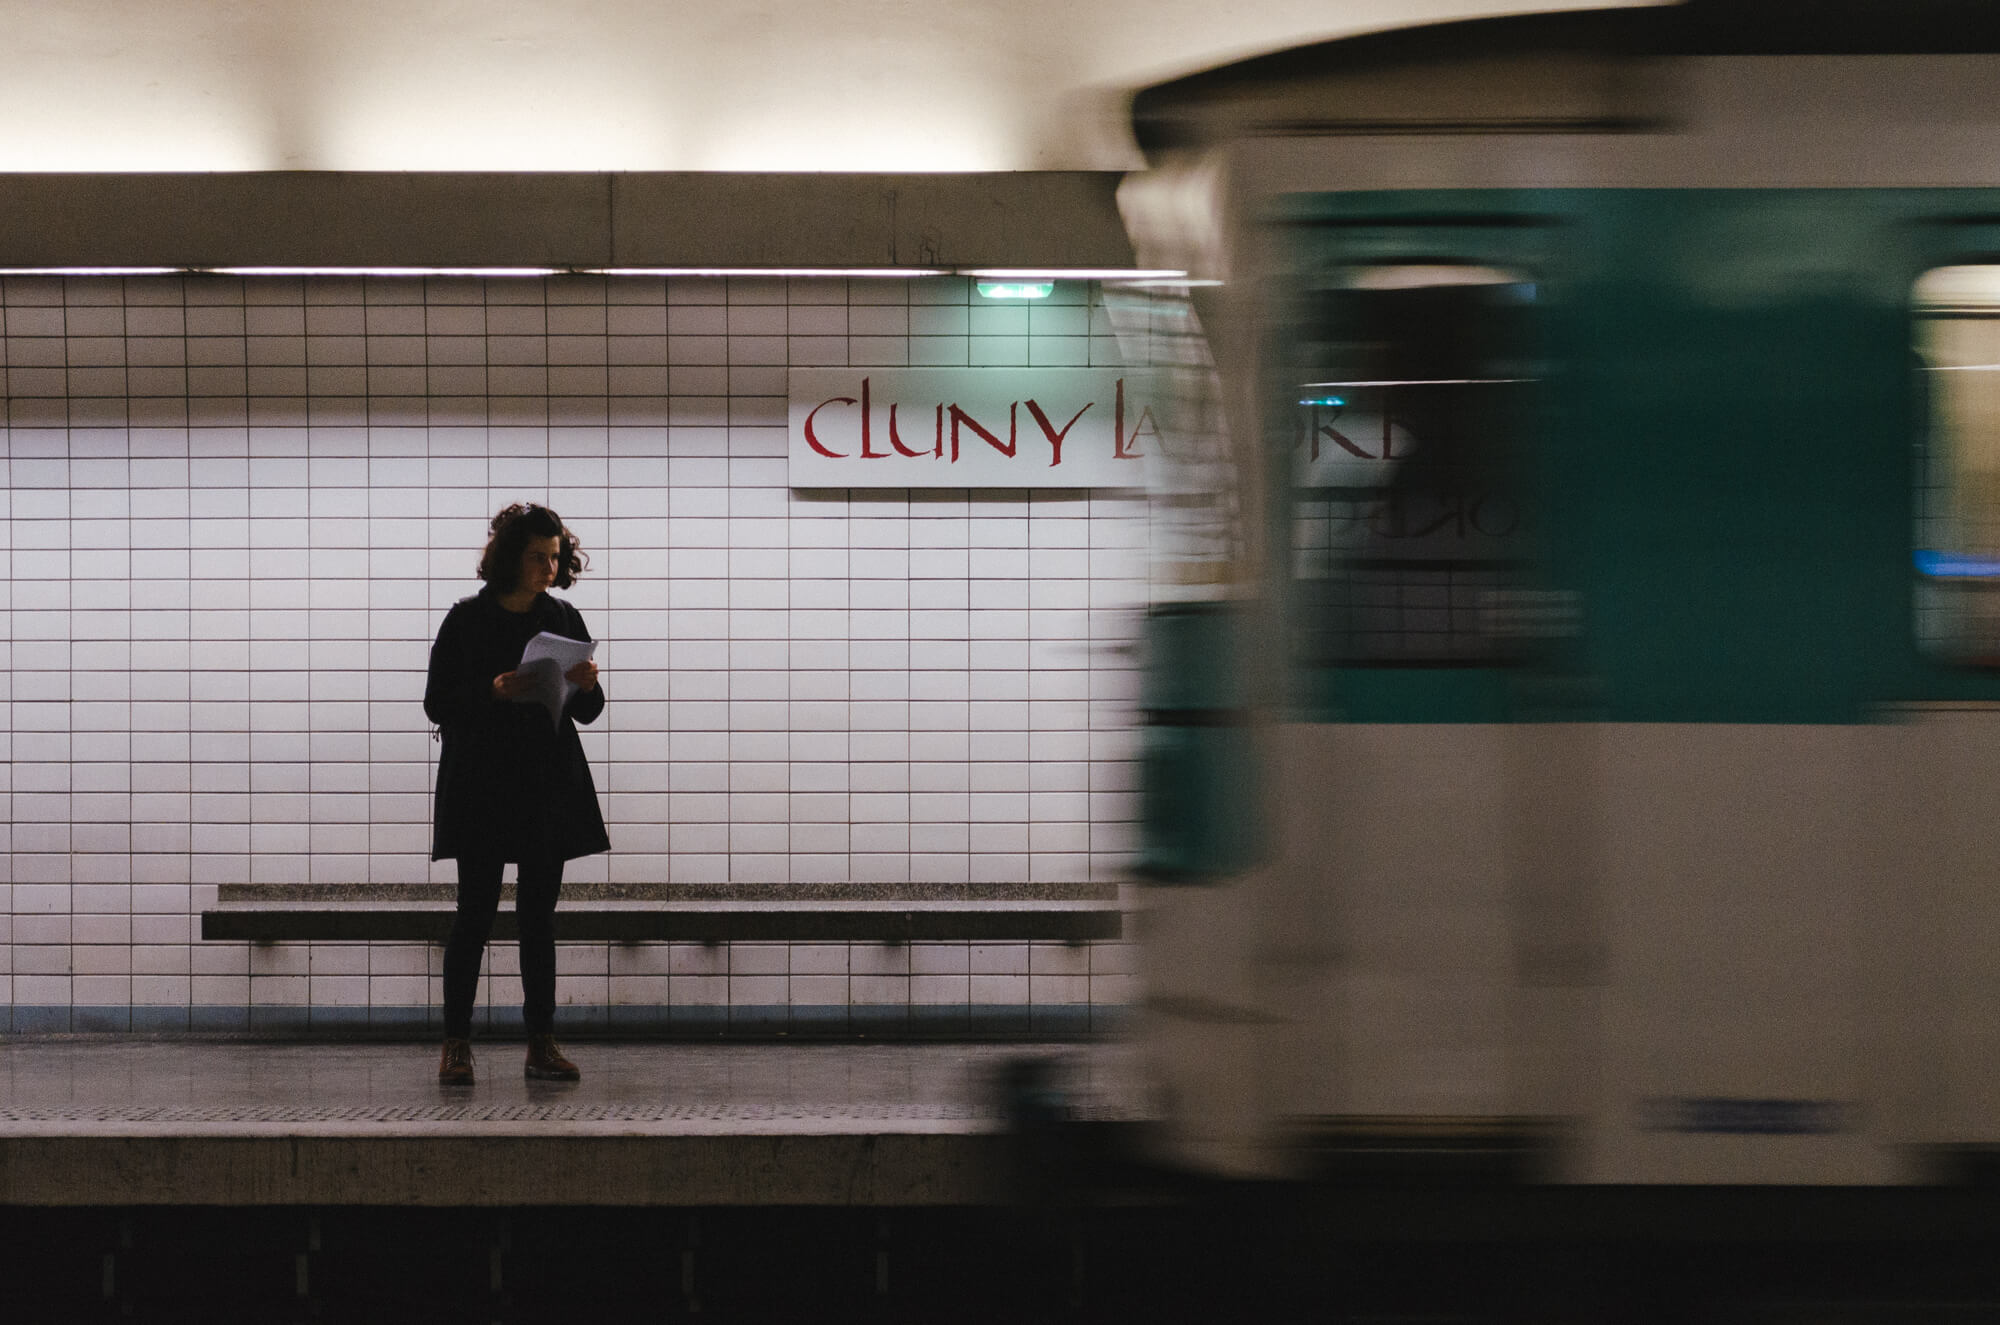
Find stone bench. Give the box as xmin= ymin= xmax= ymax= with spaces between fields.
xmin=201 ymin=881 xmax=1125 ymax=944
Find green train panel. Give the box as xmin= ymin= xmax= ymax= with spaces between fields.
xmin=1272 ymin=188 xmax=2000 ymax=726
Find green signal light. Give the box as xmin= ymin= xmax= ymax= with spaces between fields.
xmin=1299 ymin=396 xmax=1347 ymax=408
xmin=975 ymin=281 xmax=1055 ymax=300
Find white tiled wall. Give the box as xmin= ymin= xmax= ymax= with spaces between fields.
xmin=0 ymin=272 xmax=1144 ymax=1033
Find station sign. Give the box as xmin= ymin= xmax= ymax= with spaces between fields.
xmin=787 ymin=368 xmax=1157 ymax=488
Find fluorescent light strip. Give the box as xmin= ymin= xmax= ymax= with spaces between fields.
xmin=0 ymin=264 xmax=1178 ymax=280
xmin=1300 ymin=378 xmax=1535 ymax=388
xmin=587 ymin=267 xmax=950 ymax=278
xmin=0 ymin=267 xmax=186 ymax=276
xmin=207 ymin=266 xmax=562 ymax=278
xmin=958 ymin=268 xmax=1187 ymax=281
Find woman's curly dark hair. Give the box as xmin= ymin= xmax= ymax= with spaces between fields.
xmin=478 ymin=502 xmax=589 ymax=593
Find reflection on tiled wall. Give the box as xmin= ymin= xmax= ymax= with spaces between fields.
xmin=0 ymin=273 xmax=1143 ymax=1033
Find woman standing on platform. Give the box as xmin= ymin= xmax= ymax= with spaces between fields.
xmin=425 ymin=502 xmax=608 ymax=1085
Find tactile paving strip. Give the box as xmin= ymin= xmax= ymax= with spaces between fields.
xmin=0 ymin=1042 xmax=1153 ymax=1131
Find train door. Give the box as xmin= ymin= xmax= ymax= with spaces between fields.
xmin=1564 ymin=196 xmax=2000 ymax=1185
xmin=1124 ymin=197 xmax=1590 ymax=1179
xmin=1893 ymin=229 xmax=2000 ymax=1170
xmin=1263 ymin=204 xmax=1598 ymax=1160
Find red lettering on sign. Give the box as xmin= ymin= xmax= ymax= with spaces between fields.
xmin=1123 ymin=406 xmax=1159 ymax=457
xmin=1114 ymin=379 xmax=1155 ymax=460
xmin=949 ymin=403 xmax=1017 ymax=462
xmin=859 ymin=378 xmax=889 ymax=458
xmin=1024 ymin=399 xmax=1091 ymax=468
xmin=808 ymin=378 xmax=1149 ymax=471
xmin=888 ymin=401 xmax=939 ymax=459
xmin=803 ymin=396 xmax=856 ymax=458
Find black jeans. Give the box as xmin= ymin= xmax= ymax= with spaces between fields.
xmin=441 ymin=854 xmax=564 ymax=1039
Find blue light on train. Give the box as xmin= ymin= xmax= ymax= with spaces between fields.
xmin=1299 ymin=396 xmax=1347 ymax=408
xmin=1915 ymin=549 xmax=2000 ymax=578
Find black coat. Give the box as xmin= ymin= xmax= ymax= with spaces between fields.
xmin=424 ymin=588 xmax=610 ymax=864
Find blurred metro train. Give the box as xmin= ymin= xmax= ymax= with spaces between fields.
xmin=1113 ymin=0 xmax=2000 ymax=1184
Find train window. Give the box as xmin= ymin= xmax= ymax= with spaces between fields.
xmin=1290 ymin=264 xmax=1538 ymax=666
xmin=1915 ymin=265 xmax=2000 ymax=666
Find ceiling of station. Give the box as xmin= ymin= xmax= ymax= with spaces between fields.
xmin=0 ymin=0 xmax=1660 ymax=172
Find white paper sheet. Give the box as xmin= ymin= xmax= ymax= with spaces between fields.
xmin=512 ymin=631 xmax=598 ymax=727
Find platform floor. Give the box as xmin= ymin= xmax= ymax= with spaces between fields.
xmin=0 ymin=1037 xmax=1148 ymax=1207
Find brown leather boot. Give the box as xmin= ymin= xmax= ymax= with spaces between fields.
xmin=438 ymin=1037 xmax=475 ymax=1085
xmin=524 ymin=1033 xmax=580 ymax=1082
